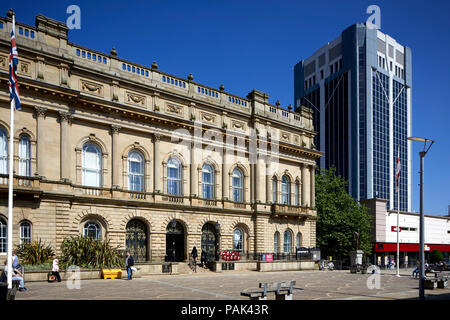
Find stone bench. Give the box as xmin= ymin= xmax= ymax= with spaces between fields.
xmin=241 ymin=280 xmax=296 ymax=300
xmin=425 ymin=272 xmax=449 ymax=290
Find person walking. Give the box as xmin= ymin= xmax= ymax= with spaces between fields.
xmin=51 ymin=256 xmax=62 ymax=283
xmin=191 ymin=246 xmax=198 ymax=273
xmin=201 ymin=250 xmax=207 ymax=268
xmin=125 ymin=251 xmax=134 ymax=280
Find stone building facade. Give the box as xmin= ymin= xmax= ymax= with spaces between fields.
xmin=0 ymin=13 xmax=321 ymax=264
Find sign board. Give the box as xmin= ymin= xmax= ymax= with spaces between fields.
xmin=266 ymin=254 xmax=273 ymax=261
xmin=391 ymin=226 xmax=402 ymax=232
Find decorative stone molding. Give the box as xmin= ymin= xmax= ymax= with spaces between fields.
xmin=165 ymin=103 xmax=183 ymax=116
xmin=80 ymin=79 xmax=103 ymax=97
xmin=125 ymin=91 xmax=146 ymax=106
xmin=281 ymin=132 xmax=291 ymax=142
xmin=0 ymin=55 xmax=7 ymax=69
xmin=200 ymin=112 xmax=216 ymax=124
xmin=58 ymin=111 xmax=73 ymax=123
xmin=59 ymin=63 xmax=69 ymax=87
xmin=35 ymin=56 xmax=45 ymax=80
xmin=18 ymin=60 xmax=32 ymax=76
xmin=231 ymin=120 xmax=245 ymax=130
xmin=110 ymin=124 xmax=121 ymax=134
xmin=111 ymin=81 xmax=119 ymax=102
xmin=34 ymin=106 xmax=48 ymax=118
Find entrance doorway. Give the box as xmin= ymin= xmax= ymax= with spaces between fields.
xmin=166 ymin=220 xmax=185 ymax=262
xmin=126 ymin=219 xmax=148 ymax=262
xmin=201 ymin=223 xmax=219 ymax=262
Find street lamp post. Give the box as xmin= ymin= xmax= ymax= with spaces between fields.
xmin=407 ymin=136 xmax=434 ymax=300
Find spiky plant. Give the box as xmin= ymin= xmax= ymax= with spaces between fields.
xmin=60 ymin=236 xmax=124 ymax=269
xmin=15 ymin=239 xmax=55 ymax=265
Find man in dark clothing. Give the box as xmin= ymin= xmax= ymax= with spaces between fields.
xmin=125 ymin=251 xmax=134 ymax=280
xmin=201 ymin=250 xmax=208 ymax=268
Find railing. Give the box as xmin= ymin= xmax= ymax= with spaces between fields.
xmin=203 ymin=199 xmax=217 ymax=206
xmin=223 ymin=251 xmax=314 ymax=262
xmin=271 ymin=203 xmax=311 ymax=216
xmin=0 ymin=174 xmax=39 ymax=188
xmin=233 ymin=202 xmax=246 ymax=209
xmin=82 ymin=186 xmax=107 ymax=196
xmin=128 ymin=191 xmax=146 ymax=200
xmin=161 ymin=195 xmax=185 ymax=204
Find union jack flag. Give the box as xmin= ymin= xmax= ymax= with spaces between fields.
xmin=396 ymin=145 xmax=401 ymax=191
xmin=9 ymin=15 xmax=21 ymax=111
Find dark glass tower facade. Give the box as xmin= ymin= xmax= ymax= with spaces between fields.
xmin=294 ymin=24 xmax=412 ymax=211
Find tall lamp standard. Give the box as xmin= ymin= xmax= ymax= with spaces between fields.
xmin=407 ymin=136 xmax=435 ymax=300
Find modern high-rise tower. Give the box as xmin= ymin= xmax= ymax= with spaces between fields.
xmin=294 ymin=23 xmax=412 ymax=211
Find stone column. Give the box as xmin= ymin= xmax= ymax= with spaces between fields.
xmin=310 ymin=165 xmax=315 ymax=208
xmin=153 ymin=134 xmax=161 ymax=192
xmin=222 ymin=146 xmax=229 ymax=200
xmin=190 ymin=140 xmax=198 ymax=197
xmin=255 ymin=156 xmax=266 ymax=203
xmin=111 ymin=125 xmax=121 ymax=188
xmin=35 ymin=106 xmax=47 ymax=178
xmin=301 ymin=163 xmax=310 ymax=207
xmin=59 ymin=111 xmax=72 ymax=181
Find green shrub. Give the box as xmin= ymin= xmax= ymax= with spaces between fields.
xmin=60 ymin=236 xmax=124 ymax=269
xmin=430 ymin=249 xmax=444 ymax=264
xmin=15 ymin=239 xmax=54 ymax=265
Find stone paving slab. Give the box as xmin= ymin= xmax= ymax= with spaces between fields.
xmin=15 ymin=270 xmax=450 ymax=300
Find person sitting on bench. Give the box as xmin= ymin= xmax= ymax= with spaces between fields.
xmin=3 ymin=260 xmax=28 ymax=291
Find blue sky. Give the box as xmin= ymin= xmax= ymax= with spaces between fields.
xmin=3 ymin=0 xmax=449 ymax=215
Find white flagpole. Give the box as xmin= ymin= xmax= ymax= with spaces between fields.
xmin=7 ymin=99 xmax=15 ymax=289
xmin=396 ymin=145 xmax=400 ymax=277
xmin=7 ymin=14 xmax=16 ymax=290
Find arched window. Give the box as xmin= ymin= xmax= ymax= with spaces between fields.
xmin=128 ymin=150 xmax=144 ymax=192
xmin=20 ymin=221 xmax=31 ymax=244
xmin=233 ymin=228 xmax=243 ymax=253
xmin=274 ymin=231 xmax=280 ymax=254
xmin=296 ymin=232 xmax=302 ymax=249
xmin=0 ymin=127 xmax=8 ymax=175
xmin=202 ymin=163 xmax=214 ymax=199
xmin=272 ymin=176 xmax=277 ymax=203
xmin=83 ymin=222 xmax=101 ymax=240
xmin=281 ymin=175 xmax=291 ymax=205
xmin=167 ymin=157 xmax=181 ymax=195
xmin=232 ymin=168 xmax=243 ymax=202
xmin=0 ymin=217 xmax=6 ymax=253
xmin=18 ymin=135 xmax=31 ymax=176
xmin=295 ymin=181 xmax=300 ymax=206
xmin=284 ymin=230 xmax=292 ymax=253
xmin=82 ymin=143 xmax=102 ymax=187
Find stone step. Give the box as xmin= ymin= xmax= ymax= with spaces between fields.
xmin=177 ymin=262 xmax=213 ymax=275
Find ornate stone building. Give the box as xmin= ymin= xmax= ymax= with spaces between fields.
xmin=0 ymin=13 xmax=321 ymax=265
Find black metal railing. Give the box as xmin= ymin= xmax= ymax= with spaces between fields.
xmin=232 ymin=252 xmax=313 ymax=262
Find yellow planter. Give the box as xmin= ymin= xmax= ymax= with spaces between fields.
xmin=102 ymin=269 xmax=122 ymax=279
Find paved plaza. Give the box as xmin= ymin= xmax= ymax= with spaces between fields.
xmin=15 ymin=269 xmax=450 ymax=300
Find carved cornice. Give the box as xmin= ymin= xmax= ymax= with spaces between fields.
xmin=34 ymin=106 xmax=48 ymax=118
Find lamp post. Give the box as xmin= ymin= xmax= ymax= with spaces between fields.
xmin=407 ymin=136 xmax=434 ymax=300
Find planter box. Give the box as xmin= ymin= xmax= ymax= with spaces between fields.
xmin=102 ymin=269 xmax=122 ymax=279
xmin=257 ymin=260 xmax=315 ymax=272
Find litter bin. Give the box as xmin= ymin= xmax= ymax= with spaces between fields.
xmin=0 ymin=282 xmax=7 ymax=301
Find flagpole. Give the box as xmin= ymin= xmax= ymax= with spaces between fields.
xmin=7 ymin=14 xmax=16 ymax=290
xmin=396 ymin=145 xmax=400 ymax=277
xmin=7 ymin=98 xmax=15 ymax=290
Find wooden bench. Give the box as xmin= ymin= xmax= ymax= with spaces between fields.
xmin=240 ymin=280 xmax=296 ymax=300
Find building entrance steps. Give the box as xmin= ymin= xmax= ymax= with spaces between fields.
xmin=177 ymin=261 xmax=213 ymax=275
